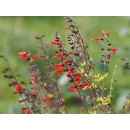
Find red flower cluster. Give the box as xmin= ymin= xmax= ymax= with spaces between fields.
xmin=70 ymin=83 xmax=89 ymax=93
xmin=75 ymin=73 xmax=82 ymax=84
xmin=54 ymin=63 xmax=65 ymax=76
xmin=15 ymin=83 xmax=22 ymax=93
xmin=70 ymin=86 xmax=78 ymax=93
xmin=68 ymin=68 xmax=74 ymax=75
xmin=57 ymin=53 xmax=67 ymax=60
xmin=94 ymin=31 xmax=117 ymax=63
xmin=67 ymin=72 xmax=82 ymax=84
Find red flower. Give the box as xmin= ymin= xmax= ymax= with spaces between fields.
xmin=33 ymin=54 xmax=38 ymax=61
xmin=57 ymin=54 xmax=66 ymax=60
xmin=94 ymin=38 xmax=103 ymax=43
xmin=65 ymin=60 xmax=72 ymax=65
xmin=68 ymin=68 xmax=74 ymax=74
xmin=70 ymin=86 xmax=78 ymax=93
xmin=70 ymin=83 xmax=88 ymax=93
xmin=110 ymin=48 xmax=117 ymax=54
xmin=44 ymin=96 xmax=51 ymax=103
xmin=19 ymin=52 xmax=28 ymax=60
xmin=81 ymin=83 xmax=88 ymax=88
xmin=106 ymin=54 xmax=112 ymax=59
xmin=75 ymin=73 xmax=82 ymax=84
xmin=15 ymin=83 xmax=22 ymax=93
xmin=54 ymin=63 xmax=65 ymax=76
xmin=51 ymin=41 xmax=62 ymax=46
xmin=70 ymin=51 xmax=75 ymax=55
xmin=32 ymin=77 xmax=37 ymax=83
xmin=24 ymin=109 xmax=31 ymax=114
xmin=31 ymin=93 xmax=36 ymax=97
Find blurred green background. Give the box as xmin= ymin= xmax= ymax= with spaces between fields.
xmin=0 ymin=16 xmax=130 ymax=114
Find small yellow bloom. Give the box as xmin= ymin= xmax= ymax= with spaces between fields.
xmin=92 ymin=83 xmax=97 ymax=89
xmin=89 ymin=57 xmax=93 ymax=61
xmin=96 ymin=96 xmax=111 ymax=106
xmin=83 ymin=86 xmax=91 ymax=90
xmin=78 ymin=67 xmax=84 ymax=74
xmin=84 ymin=72 xmax=92 ymax=78
xmin=81 ymin=62 xmax=86 ymax=67
xmin=94 ymin=73 xmax=108 ymax=83
xmin=48 ymin=94 xmax=54 ymax=98
xmin=127 ymin=99 xmax=130 ymax=106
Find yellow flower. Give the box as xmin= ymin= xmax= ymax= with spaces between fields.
xmin=89 ymin=57 xmax=93 ymax=61
xmin=92 ymin=83 xmax=97 ymax=89
xmin=48 ymin=94 xmax=54 ymax=98
xmin=81 ymin=62 xmax=86 ymax=67
xmin=78 ymin=67 xmax=84 ymax=74
xmin=82 ymin=86 xmax=91 ymax=90
xmin=84 ymin=72 xmax=92 ymax=78
xmin=127 ymin=99 xmax=130 ymax=106
xmin=96 ymin=96 xmax=111 ymax=106
xmin=94 ymin=73 xmax=108 ymax=82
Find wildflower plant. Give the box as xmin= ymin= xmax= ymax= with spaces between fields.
xmin=1 ymin=16 xmax=130 ymax=114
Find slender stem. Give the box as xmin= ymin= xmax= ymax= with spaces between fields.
xmin=109 ymin=104 xmax=115 ymax=114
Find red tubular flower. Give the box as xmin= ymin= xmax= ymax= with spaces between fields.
xmin=81 ymin=83 xmax=88 ymax=88
xmin=70 ymin=51 xmax=75 ymax=55
xmin=15 ymin=83 xmax=22 ymax=93
xmin=57 ymin=54 xmax=66 ymax=60
xmin=70 ymin=86 xmax=78 ymax=93
xmin=68 ymin=68 xmax=74 ymax=74
xmin=70 ymin=84 xmax=89 ymax=93
xmin=19 ymin=52 xmax=28 ymax=60
xmin=110 ymin=48 xmax=117 ymax=54
xmin=106 ymin=54 xmax=112 ymax=59
xmin=51 ymin=40 xmax=62 ymax=46
xmin=32 ymin=77 xmax=37 ymax=83
xmin=65 ymin=60 xmax=72 ymax=65
xmin=54 ymin=63 xmax=65 ymax=76
xmin=24 ymin=109 xmax=31 ymax=114
xmin=44 ymin=96 xmax=51 ymax=103
xmin=75 ymin=73 xmax=82 ymax=84
xmin=31 ymin=93 xmax=36 ymax=97
xmin=94 ymin=38 xmax=103 ymax=43
xmin=33 ymin=54 xmax=38 ymax=61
